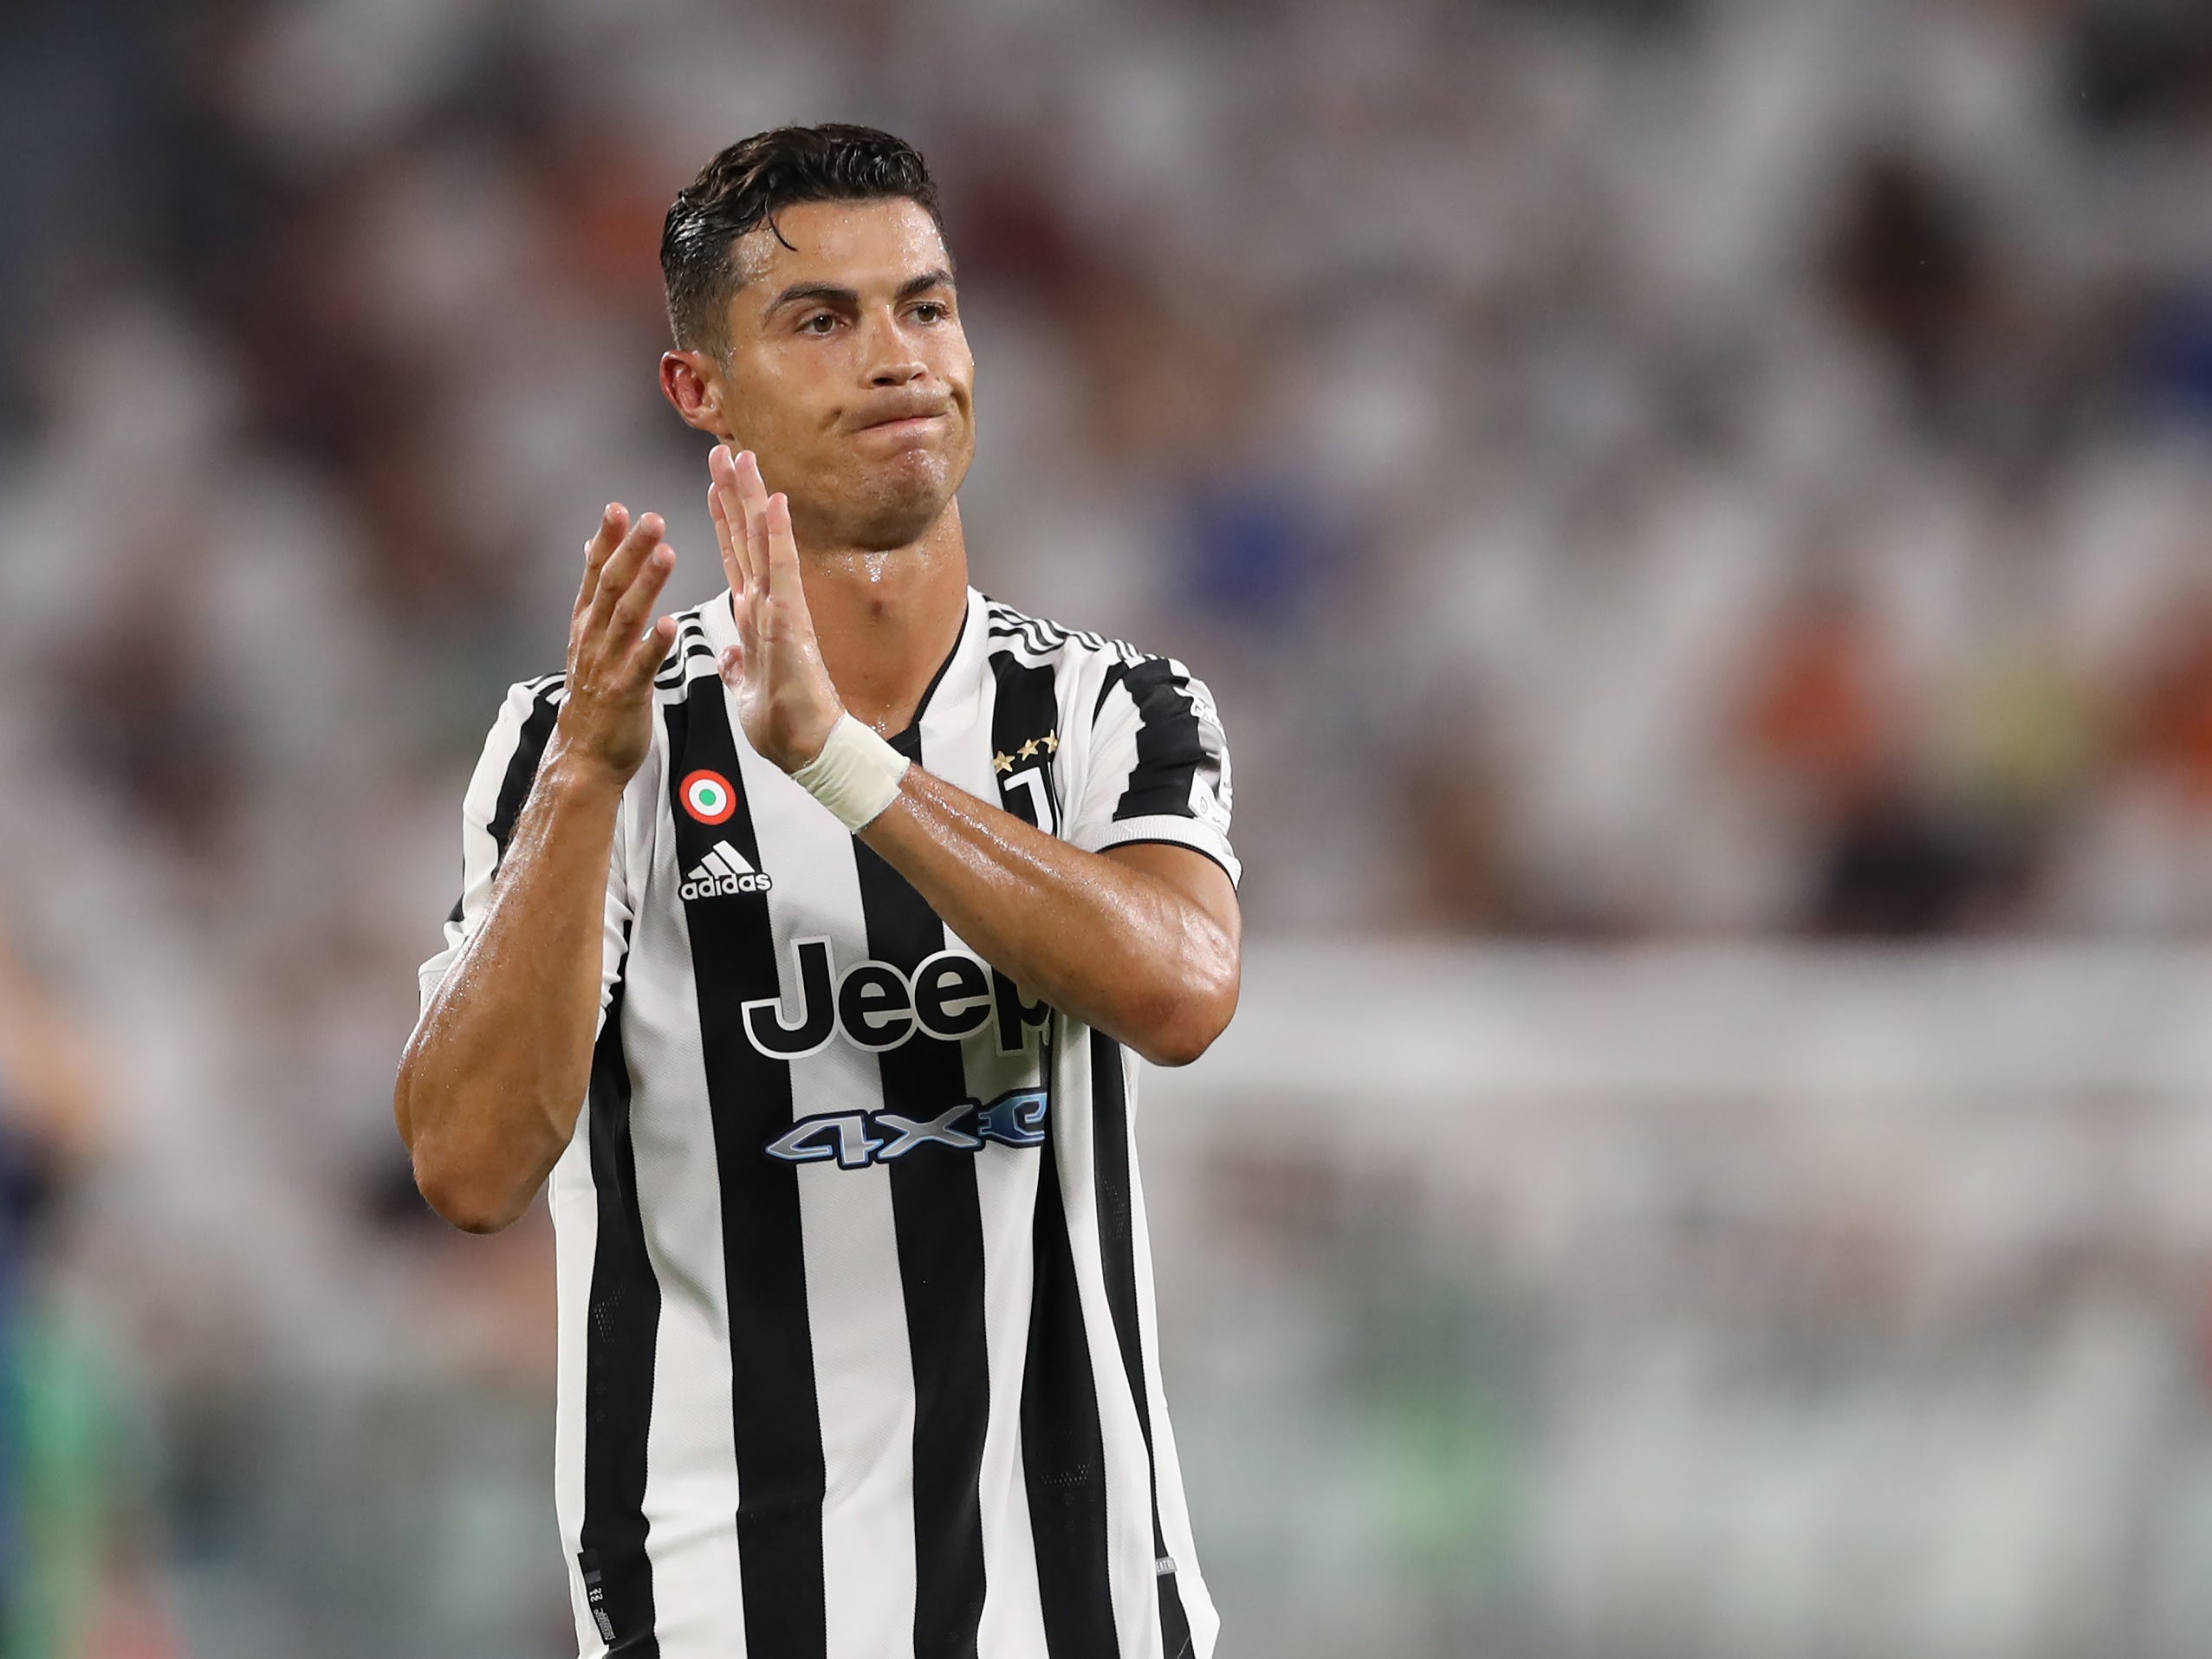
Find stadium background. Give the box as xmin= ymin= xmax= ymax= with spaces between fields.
xmin=5 ymin=0 xmax=2212 ymax=1653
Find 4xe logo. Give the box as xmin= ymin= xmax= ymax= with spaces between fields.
xmin=743 ymin=937 xmax=1049 ymax=1059
xmin=767 ymin=1086 xmax=1048 ymax=1170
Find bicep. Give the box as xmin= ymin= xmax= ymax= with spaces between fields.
xmin=1100 ymin=842 xmax=1242 ymax=951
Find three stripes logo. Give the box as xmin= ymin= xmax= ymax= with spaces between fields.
xmin=680 ymin=840 xmax=774 ymax=901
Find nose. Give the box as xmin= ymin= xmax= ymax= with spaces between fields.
xmin=867 ymin=352 xmax=926 ymax=388
xmin=865 ymin=309 xmax=928 ymax=388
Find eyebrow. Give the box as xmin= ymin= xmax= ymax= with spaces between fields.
xmin=763 ymin=269 xmax=957 ymax=315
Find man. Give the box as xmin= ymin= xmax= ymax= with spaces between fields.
xmin=395 ymin=125 xmax=1241 ymax=1659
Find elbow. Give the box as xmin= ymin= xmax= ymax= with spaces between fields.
xmin=397 ymin=1069 xmax=531 ymax=1235
xmin=412 ymin=1151 xmax=530 ymax=1235
xmin=1137 ymin=1028 xmax=1216 ymax=1069
xmin=1131 ymin=960 xmax=1240 ymax=1069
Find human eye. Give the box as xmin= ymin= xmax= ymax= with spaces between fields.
xmin=911 ymin=300 xmax=950 ymax=324
xmin=797 ymin=311 xmax=840 ymax=336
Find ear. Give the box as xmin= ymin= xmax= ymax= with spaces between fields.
xmin=661 ymin=351 xmax=725 ymax=436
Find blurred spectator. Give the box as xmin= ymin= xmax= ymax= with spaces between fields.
xmin=1400 ymin=754 xmax=1524 ymax=934
xmin=1821 ymin=152 xmax=1993 ymax=429
xmin=1805 ymin=772 xmax=1985 ymax=937
xmin=0 ymin=932 xmax=178 ymax=1658
xmin=2062 ymin=0 xmax=2212 ymax=138
xmin=1730 ymin=579 xmax=1895 ymax=820
xmin=2116 ymin=583 xmax=2212 ymax=811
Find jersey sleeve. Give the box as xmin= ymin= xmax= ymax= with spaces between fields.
xmin=1067 ymin=655 xmax=1241 ymax=886
xmin=414 ymin=679 xmax=632 ymax=1030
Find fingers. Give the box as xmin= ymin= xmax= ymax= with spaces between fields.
xmin=574 ymin=503 xmax=630 ymax=618
xmin=624 ymin=613 xmax=680 ymax=684
xmin=704 ymin=445 xmax=796 ymax=613
xmin=762 ymin=489 xmax=801 ymax=598
xmin=733 ymin=450 xmax=773 ymax=593
xmin=708 ymin=444 xmax=756 ymax=594
xmin=717 ymin=642 xmax=744 ymax=690
xmin=708 ymin=476 xmax=741 ymax=596
xmin=582 ymin=511 xmax=666 ymax=639
xmin=607 ymin=538 xmax=676 ymax=664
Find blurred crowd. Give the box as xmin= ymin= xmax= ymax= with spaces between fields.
xmin=8 ymin=0 xmax=2212 ymax=958
xmin=1148 ymin=948 xmax=2212 ymax=1659
xmin=7 ymin=0 xmax=2212 ymax=1651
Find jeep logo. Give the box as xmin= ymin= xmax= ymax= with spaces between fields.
xmin=742 ymin=936 xmax=1049 ymax=1059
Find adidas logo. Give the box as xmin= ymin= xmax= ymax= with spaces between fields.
xmin=679 ymin=841 xmax=774 ymax=901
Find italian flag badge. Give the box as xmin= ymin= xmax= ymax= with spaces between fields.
xmin=681 ymin=769 xmax=736 ymax=825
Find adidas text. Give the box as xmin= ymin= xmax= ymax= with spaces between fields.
xmin=679 ymin=840 xmax=775 ymax=901
xmin=681 ymin=869 xmax=772 ymax=900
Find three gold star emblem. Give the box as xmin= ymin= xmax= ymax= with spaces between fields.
xmin=994 ymin=730 xmax=1059 ymax=774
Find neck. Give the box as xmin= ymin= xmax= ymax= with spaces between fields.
xmin=793 ymin=500 xmax=970 ymax=737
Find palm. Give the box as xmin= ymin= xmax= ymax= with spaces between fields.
xmin=709 ymin=446 xmax=844 ymax=773
xmin=730 ymin=581 xmax=825 ymax=761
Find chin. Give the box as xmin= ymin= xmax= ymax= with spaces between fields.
xmin=847 ymin=454 xmax=963 ymax=551
xmin=850 ymin=498 xmax=950 ymax=552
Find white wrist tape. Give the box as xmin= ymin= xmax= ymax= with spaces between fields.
xmin=792 ymin=714 xmax=910 ymax=832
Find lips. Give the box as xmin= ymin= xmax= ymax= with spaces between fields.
xmin=853 ymin=404 xmax=949 ymax=433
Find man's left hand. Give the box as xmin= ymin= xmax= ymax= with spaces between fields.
xmin=708 ymin=444 xmax=847 ymax=773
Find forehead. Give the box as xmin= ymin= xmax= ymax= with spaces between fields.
xmin=730 ymin=198 xmax=950 ymax=300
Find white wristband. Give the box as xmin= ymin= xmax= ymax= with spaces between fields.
xmin=792 ymin=714 xmax=910 ymax=832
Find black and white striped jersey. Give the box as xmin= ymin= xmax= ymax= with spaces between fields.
xmin=414 ymin=586 xmax=1236 ymax=1659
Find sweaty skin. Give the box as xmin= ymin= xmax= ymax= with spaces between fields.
xmin=395 ymin=199 xmax=1239 ymax=1235
xmin=395 ymin=506 xmax=678 ymax=1234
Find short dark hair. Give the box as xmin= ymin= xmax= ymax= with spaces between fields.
xmin=660 ymin=124 xmax=947 ymax=357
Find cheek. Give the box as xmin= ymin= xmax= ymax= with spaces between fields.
xmin=732 ymin=360 xmax=831 ymax=451
xmin=928 ymin=322 xmax=971 ymax=373
xmin=941 ymin=343 xmax=976 ymax=406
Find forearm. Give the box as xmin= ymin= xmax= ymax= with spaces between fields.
xmin=857 ymin=766 xmax=1239 ymax=1065
xmin=397 ymin=744 xmax=623 ymax=1231
xmin=704 ymin=444 xmax=1237 ymax=1061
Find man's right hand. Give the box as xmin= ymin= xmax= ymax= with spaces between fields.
xmin=397 ymin=502 xmax=677 ymax=1234
xmin=556 ymin=504 xmax=678 ymax=782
